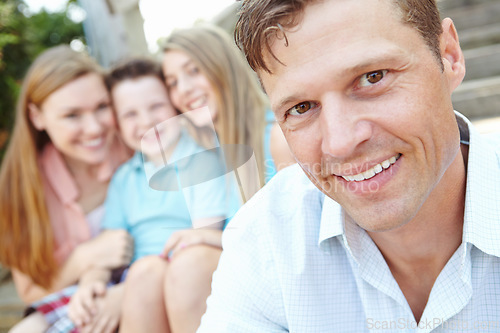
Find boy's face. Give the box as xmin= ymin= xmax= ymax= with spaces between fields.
xmin=259 ymin=0 xmax=465 ymax=232
xmin=112 ymin=76 xmax=178 ymax=157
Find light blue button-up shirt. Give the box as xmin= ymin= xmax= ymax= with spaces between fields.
xmin=198 ymin=113 xmax=500 ymax=332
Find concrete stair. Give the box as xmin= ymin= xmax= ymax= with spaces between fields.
xmin=439 ymin=0 xmax=500 ymax=121
xmin=0 ymin=274 xmax=23 ymax=333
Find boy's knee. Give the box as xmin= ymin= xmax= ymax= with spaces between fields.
xmin=125 ymin=255 xmax=166 ymax=285
xmin=166 ymin=245 xmax=221 ymax=288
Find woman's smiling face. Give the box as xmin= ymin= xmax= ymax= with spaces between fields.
xmin=30 ymin=73 xmax=116 ymax=167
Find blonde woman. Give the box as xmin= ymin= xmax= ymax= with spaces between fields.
xmin=0 ymin=45 xmax=131 ymax=333
xmin=119 ymin=25 xmax=293 ymax=333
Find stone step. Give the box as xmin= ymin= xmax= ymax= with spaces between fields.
xmin=463 ymin=43 xmax=500 ymax=81
xmin=441 ymin=1 xmax=500 ymax=31
xmin=0 ymin=266 xmax=9 ymax=284
xmin=458 ymin=22 xmax=500 ymax=50
xmin=452 ymin=76 xmax=500 ymax=119
xmin=0 ymin=279 xmax=24 ymax=332
xmin=472 ymin=115 xmax=500 ymax=133
xmin=438 ymin=0 xmax=498 ymax=12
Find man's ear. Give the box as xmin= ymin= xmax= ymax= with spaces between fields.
xmin=28 ymin=103 xmax=45 ymax=131
xmin=440 ymin=18 xmax=466 ymax=93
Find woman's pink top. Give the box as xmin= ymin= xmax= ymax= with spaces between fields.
xmin=38 ymin=138 xmax=129 ymax=264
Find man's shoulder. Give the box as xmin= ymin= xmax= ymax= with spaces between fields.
xmin=483 ymin=132 xmax=500 ymax=152
xmin=222 ymin=163 xmax=326 ymax=263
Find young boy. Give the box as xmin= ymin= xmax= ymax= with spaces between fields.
xmin=67 ymin=58 xmax=232 ymax=332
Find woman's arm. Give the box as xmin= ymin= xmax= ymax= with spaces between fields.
xmin=12 ymin=245 xmax=90 ymax=304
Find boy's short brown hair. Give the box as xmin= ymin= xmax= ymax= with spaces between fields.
xmin=235 ymin=0 xmax=443 ymax=73
xmin=105 ymin=58 xmax=164 ymax=92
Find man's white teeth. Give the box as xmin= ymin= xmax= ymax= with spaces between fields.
xmin=341 ymin=154 xmax=400 ymax=182
xmin=82 ymin=138 xmax=102 ymax=148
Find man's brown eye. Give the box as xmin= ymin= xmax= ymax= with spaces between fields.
xmin=288 ymin=101 xmax=316 ymax=116
xmin=367 ymin=71 xmax=384 ymax=83
xmin=360 ymin=70 xmax=388 ymax=87
xmin=296 ymin=102 xmax=311 ymax=114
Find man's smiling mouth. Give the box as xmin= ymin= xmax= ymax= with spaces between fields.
xmin=340 ymin=154 xmax=401 ymax=182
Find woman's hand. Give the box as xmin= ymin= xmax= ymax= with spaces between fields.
xmin=77 ymin=229 xmax=134 ymax=270
xmin=79 ymin=284 xmax=124 ymax=333
xmin=161 ymin=229 xmax=223 ymax=259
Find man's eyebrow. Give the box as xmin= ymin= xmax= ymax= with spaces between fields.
xmin=338 ymin=48 xmax=408 ymax=76
xmin=273 ymin=95 xmax=301 ymax=113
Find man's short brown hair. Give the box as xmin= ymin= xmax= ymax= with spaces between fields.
xmin=235 ymin=0 xmax=443 ymax=73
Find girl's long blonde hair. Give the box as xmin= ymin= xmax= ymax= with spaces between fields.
xmin=0 ymin=45 xmax=102 ymax=288
xmin=161 ymin=25 xmax=268 ymax=188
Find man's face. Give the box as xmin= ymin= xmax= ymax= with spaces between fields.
xmin=260 ymin=0 xmax=464 ymax=232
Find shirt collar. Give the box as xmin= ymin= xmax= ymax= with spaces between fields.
xmin=318 ymin=195 xmax=343 ymax=250
xmin=40 ymin=137 xmax=126 ymax=205
xmin=40 ymin=143 xmax=79 ymax=204
xmin=459 ymin=112 xmax=500 ymax=258
xmin=130 ymin=151 xmax=144 ymax=170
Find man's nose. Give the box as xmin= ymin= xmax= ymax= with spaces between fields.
xmin=319 ymin=96 xmax=372 ymax=159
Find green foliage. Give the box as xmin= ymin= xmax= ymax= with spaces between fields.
xmin=0 ymin=0 xmax=85 ymax=159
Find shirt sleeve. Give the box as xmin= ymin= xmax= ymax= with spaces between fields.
xmin=101 ymin=168 xmax=128 ymax=231
xmin=197 ymin=211 xmax=288 ymax=332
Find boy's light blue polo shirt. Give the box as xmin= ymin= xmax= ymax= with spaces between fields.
xmin=102 ymin=132 xmax=237 ymax=262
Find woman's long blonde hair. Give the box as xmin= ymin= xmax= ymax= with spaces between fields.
xmin=161 ymin=25 xmax=268 ymax=187
xmin=0 ymin=45 xmax=102 ymax=288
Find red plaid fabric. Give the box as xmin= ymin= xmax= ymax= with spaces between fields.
xmin=29 ymin=268 xmax=128 ymax=333
xmin=31 ymin=285 xmax=78 ymax=333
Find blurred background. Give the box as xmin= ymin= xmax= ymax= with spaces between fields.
xmin=1 ymin=0 xmax=500 ymax=330
xmin=0 ymin=0 xmax=239 ymax=161
xmin=0 ymin=0 xmax=238 ymax=330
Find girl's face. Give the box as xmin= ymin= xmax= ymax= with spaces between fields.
xmin=162 ymin=50 xmax=218 ymax=125
xmin=111 ymin=76 xmax=178 ymax=160
xmin=30 ymin=73 xmax=116 ymax=167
